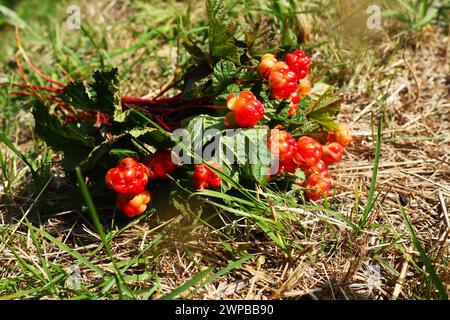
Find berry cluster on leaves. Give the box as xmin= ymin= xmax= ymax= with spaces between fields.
xmin=19 ymin=0 xmax=354 ymax=219
xmin=105 ymin=150 xmax=180 ymax=217
xmin=258 ymin=50 xmax=312 ymax=117
xmin=266 ymin=124 xmax=351 ymax=201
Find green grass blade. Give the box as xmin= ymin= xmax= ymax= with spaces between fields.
xmin=399 ymin=198 xmax=448 ymax=300
xmin=0 ymin=131 xmax=37 ymax=176
xmin=160 ymin=267 xmax=214 ymax=300
xmin=31 ymin=225 xmax=108 ymax=278
xmin=189 ymin=254 xmax=253 ymax=298
xmin=75 ymin=167 xmax=132 ymax=299
xmin=360 ymin=114 xmax=382 ymax=227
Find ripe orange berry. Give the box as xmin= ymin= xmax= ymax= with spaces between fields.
xmin=268 ymin=130 xmax=299 ymax=174
xmin=258 ymin=54 xmax=277 ymax=79
xmin=298 ymin=76 xmax=312 ymax=97
xmin=269 ymin=62 xmax=299 ymax=99
xmin=304 ymin=160 xmax=329 ymax=178
xmin=225 ymin=91 xmax=265 ymax=128
xmin=327 ymin=124 xmax=352 ymax=147
xmin=117 ymin=190 xmax=151 ymax=217
xmin=288 ymin=92 xmax=300 ymax=117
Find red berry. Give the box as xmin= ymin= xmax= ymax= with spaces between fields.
xmin=298 ymin=76 xmax=312 ymax=97
xmin=304 ymin=173 xmax=331 ymax=201
xmin=290 ymin=92 xmax=300 ymax=104
xmin=304 ymin=160 xmax=330 ymax=179
xmin=285 ymin=50 xmax=311 ymax=79
xmin=144 ymin=149 xmax=178 ymax=180
xmin=258 ymin=54 xmax=277 ymax=79
xmin=268 ymin=129 xmax=299 ymax=174
xmin=116 ymin=190 xmax=151 ymax=217
xmin=288 ymin=92 xmax=300 ymax=117
xmin=105 ymin=157 xmax=149 ymax=197
xmin=326 ymin=124 xmax=352 ymax=147
xmin=322 ymin=142 xmax=344 ymax=165
xmin=193 ymin=162 xmax=222 ymax=190
xmin=269 ymin=62 xmax=298 ymax=99
xmin=225 ymin=91 xmax=265 ymax=128
xmin=294 ymin=136 xmax=322 ymax=169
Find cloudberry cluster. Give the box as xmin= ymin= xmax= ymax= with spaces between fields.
xmin=105 ymin=157 xmax=151 ymax=217
xmin=267 ymin=124 xmax=352 ymax=201
xmin=103 ymin=48 xmax=352 ymax=215
xmin=258 ymin=50 xmax=312 ymax=116
xmin=268 ymin=129 xmax=299 ymax=174
xmin=144 ymin=149 xmax=178 ymax=180
xmin=192 ymin=162 xmax=222 ymax=190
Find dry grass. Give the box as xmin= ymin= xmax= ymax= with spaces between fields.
xmin=0 ymin=0 xmax=449 ymax=300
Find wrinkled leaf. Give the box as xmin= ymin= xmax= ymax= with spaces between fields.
xmin=61 ymin=68 xmax=121 ymax=116
xmin=206 ymin=0 xmax=239 ymax=63
xmin=307 ymin=88 xmax=341 ymax=131
xmin=212 ymin=60 xmax=237 ymax=94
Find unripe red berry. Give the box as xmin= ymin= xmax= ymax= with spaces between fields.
xmin=294 ymin=136 xmax=322 ymax=170
xmin=285 ymin=50 xmax=311 ymax=79
xmin=193 ymin=162 xmax=222 ymax=190
xmin=288 ymin=103 xmax=298 ymax=117
xmin=225 ymin=91 xmax=265 ymax=128
xmin=304 ymin=173 xmax=331 ymax=201
xmin=105 ymin=157 xmax=149 ymax=197
xmin=258 ymin=54 xmax=277 ymax=79
xmin=288 ymin=92 xmax=300 ymax=117
xmin=144 ymin=149 xmax=178 ymax=180
xmin=298 ymin=76 xmax=312 ymax=97
xmin=322 ymin=142 xmax=344 ymax=165
xmin=268 ymin=130 xmax=299 ymax=174
xmin=304 ymin=160 xmax=329 ymax=178
xmin=326 ymin=124 xmax=352 ymax=147
xmin=269 ymin=62 xmax=298 ymax=99
xmin=116 ymin=190 xmax=151 ymax=217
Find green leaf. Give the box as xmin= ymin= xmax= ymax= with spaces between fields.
xmin=214 ymin=83 xmax=241 ymax=105
xmin=284 ymin=167 xmax=306 ymax=185
xmin=214 ymin=127 xmax=273 ymax=184
xmin=61 ymin=68 xmax=121 ymax=116
xmin=309 ymin=82 xmax=333 ymax=101
xmin=212 ymin=60 xmax=237 ymax=94
xmin=32 ymin=103 xmax=98 ymax=171
xmin=245 ymin=21 xmax=279 ymax=56
xmin=206 ymin=0 xmax=239 ymax=63
xmin=307 ymin=88 xmax=341 ymax=131
xmin=182 ymin=114 xmax=226 ymax=147
xmin=181 ymin=31 xmax=207 ymax=61
xmin=109 ymin=149 xmax=137 ymax=159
